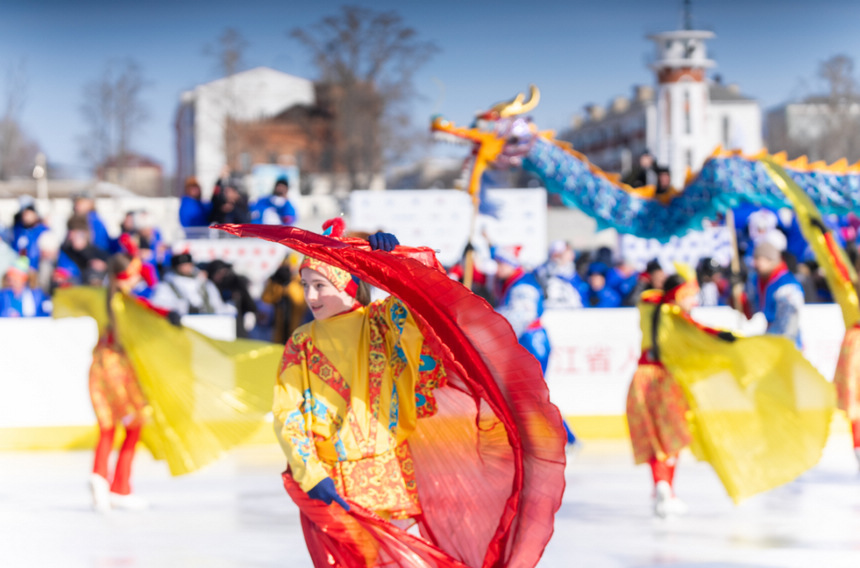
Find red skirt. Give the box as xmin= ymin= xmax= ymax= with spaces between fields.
xmin=283 ymin=470 xmax=468 ymax=568
xmin=626 ymin=361 xmax=691 ymax=464
xmin=834 ymin=325 xmax=860 ymax=421
xmin=89 ymin=337 xmax=147 ymax=430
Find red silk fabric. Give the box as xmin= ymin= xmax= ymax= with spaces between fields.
xmin=215 ymin=224 xmax=566 ymax=568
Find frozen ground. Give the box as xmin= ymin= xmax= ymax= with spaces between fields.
xmin=2 ymin=436 xmax=859 ymax=568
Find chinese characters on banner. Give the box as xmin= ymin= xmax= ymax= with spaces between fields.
xmin=542 ymin=304 xmax=845 ymax=418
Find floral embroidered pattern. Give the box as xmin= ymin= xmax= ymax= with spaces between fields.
xmin=389 ymin=301 xmax=408 ymax=365
xmin=388 ymin=383 xmax=399 ymax=437
xmin=626 ymin=362 xmax=692 ymax=464
xmin=284 ymin=332 xmax=350 ymax=401
xmin=89 ymin=338 xmax=148 ymax=430
xmin=834 ymin=326 xmax=860 ymax=420
xmin=366 ymin=319 xmax=386 ymax=457
xmin=415 ymin=347 xmax=447 ymax=418
xmin=326 ymin=444 xmax=421 ymax=519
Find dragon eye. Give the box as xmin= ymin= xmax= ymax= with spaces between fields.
xmin=508 ymin=136 xmax=520 ymax=144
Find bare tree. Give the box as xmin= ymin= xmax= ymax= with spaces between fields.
xmin=817 ymin=54 xmax=860 ymax=162
xmin=205 ymin=27 xmax=248 ymax=78
xmin=204 ymin=28 xmax=250 ymax=172
xmin=79 ymin=59 xmax=150 ymax=182
xmin=0 ymin=60 xmax=40 ymax=180
xmin=291 ymin=5 xmax=438 ymax=190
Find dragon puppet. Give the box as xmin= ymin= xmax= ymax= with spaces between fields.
xmin=431 ymin=85 xmax=860 ymax=330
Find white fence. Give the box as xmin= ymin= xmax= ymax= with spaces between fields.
xmin=0 ymin=305 xmax=845 ymax=436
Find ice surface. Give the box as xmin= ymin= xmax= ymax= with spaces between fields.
xmin=2 ymin=436 xmax=859 ymax=567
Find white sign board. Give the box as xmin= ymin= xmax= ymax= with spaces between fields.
xmin=619 ymin=226 xmax=733 ymax=272
xmin=348 ymin=189 xmax=547 ymax=268
xmin=544 ymin=304 xmax=845 ymax=416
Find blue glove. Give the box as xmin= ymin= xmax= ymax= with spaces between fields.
xmin=307 ymin=477 xmax=350 ymax=511
xmin=368 ymin=232 xmax=399 ymax=252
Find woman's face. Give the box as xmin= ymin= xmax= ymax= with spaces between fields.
xmin=301 ymin=268 xmax=354 ymax=320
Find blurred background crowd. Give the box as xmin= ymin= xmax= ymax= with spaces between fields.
xmin=2 ymin=165 xmax=857 ymax=345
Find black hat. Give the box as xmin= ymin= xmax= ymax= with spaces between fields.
xmin=203 ymin=259 xmax=232 ymax=274
xmin=171 ymin=252 xmax=194 ymax=268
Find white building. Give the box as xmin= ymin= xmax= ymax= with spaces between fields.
xmin=766 ymin=96 xmax=860 ymax=163
xmin=175 ymin=67 xmax=315 ymax=198
xmin=562 ymin=26 xmax=762 ymax=188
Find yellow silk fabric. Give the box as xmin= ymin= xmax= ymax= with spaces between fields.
xmin=274 ymin=296 xmax=443 ymax=495
xmin=657 ymin=304 xmax=835 ymax=503
xmin=762 ymin=159 xmax=860 ymax=329
xmin=637 ymin=294 xmax=660 ymax=352
xmin=53 ymin=287 xmax=283 ymax=476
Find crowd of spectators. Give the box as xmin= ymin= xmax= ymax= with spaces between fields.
xmin=2 ymin=165 xmax=858 ymax=342
xmin=0 ymin=174 xmax=303 ymax=343
xmin=447 ymin=204 xmax=860 ymax=312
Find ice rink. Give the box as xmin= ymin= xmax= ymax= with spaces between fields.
xmin=2 ymin=436 xmax=860 ymax=568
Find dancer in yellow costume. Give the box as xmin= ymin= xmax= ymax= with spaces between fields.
xmin=274 ymin=232 xmax=445 ymax=520
xmin=628 ymin=263 xmax=835 ymax=514
xmin=627 ymin=269 xmax=734 ymax=517
xmin=88 ymin=253 xmax=152 ymax=512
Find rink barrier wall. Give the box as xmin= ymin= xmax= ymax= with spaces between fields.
xmin=0 ymin=305 xmax=849 ymax=451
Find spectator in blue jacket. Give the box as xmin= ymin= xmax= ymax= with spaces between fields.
xmin=12 ymin=200 xmax=48 ymax=271
xmin=583 ymin=262 xmax=622 ymax=308
xmin=179 ymin=177 xmax=211 ymax=228
xmin=251 ymin=177 xmax=297 ymax=225
xmin=0 ymin=257 xmax=50 ymax=317
xmin=72 ymin=193 xmax=111 ymax=252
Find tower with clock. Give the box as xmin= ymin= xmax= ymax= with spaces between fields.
xmin=648 ymin=2 xmax=715 ymax=188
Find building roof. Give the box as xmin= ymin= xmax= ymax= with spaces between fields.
xmin=709 ymin=83 xmax=755 ymax=102
xmin=182 ymin=66 xmax=316 ymax=121
xmin=98 ymin=153 xmax=162 ymax=170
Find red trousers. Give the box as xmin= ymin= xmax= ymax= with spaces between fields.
xmin=649 ymin=455 xmax=677 ymax=488
xmin=93 ymin=425 xmax=141 ymax=495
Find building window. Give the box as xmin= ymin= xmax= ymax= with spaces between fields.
xmin=684 ymin=90 xmax=691 ymax=135
xmin=722 ymin=115 xmax=731 ymax=147
xmin=686 ymin=149 xmax=693 ymax=169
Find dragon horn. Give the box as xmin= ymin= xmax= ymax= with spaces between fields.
xmin=482 ymin=85 xmax=541 ymax=118
xmin=498 ymin=85 xmax=541 ymax=117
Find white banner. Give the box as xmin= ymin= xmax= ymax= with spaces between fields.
xmin=0 ymin=305 xmax=846 ymax=430
xmin=348 ymin=189 xmax=548 ymax=268
xmin=618 ymin=226 xmax=733 ymax=272
xmin=544 ymin=304 xmax=845 ymax=416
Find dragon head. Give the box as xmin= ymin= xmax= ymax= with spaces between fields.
xmin=431 ymin=85 xmax=544 ymax=200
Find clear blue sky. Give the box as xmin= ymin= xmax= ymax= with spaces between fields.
xmin=1 ymin=0 xmax=859 ymax=177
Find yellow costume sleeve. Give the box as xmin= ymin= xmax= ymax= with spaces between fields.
xmin=113 ymin=294 xmax=283 ymax=475
xmin=53 ymin=288 xmax=283 ymax=475
xmin=274 ymin=336 xmax=333 ymax=492
xmin=658 ymin=304 xmax=835 ymax=502
xmin=51 ymin=286 xmax=109 ymax=335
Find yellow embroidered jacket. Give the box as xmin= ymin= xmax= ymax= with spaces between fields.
xmin=274 ymin=296 xmax=446 ymax=515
